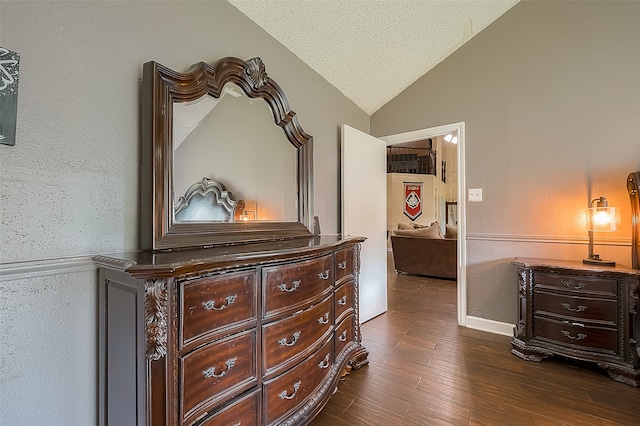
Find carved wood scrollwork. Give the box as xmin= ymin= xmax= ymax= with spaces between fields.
xmin=245 ymin=57 xmax=267 ymax=89
xmin=518 ymin=269 xmax=527 ymax=296
xmin=630 ymin=278 xmax=639 ymax=315
xmin=515 ymin=320 xmax=526 ymax=339
xmin=145 ymin=279 xmax=168 ymax=361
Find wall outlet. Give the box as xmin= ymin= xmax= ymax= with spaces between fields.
xmin=468 ymin=188 xmax=483 ymax=202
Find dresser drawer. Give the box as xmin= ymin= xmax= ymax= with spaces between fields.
xmin=263 ymin=255 xmax=333 ymax=317
xmin=180 ymin=330 xmax=258 ymax=423
xmin=335 ymin=314 xmax=355 ymax=358
xmin=535 ymin=290 xmax=617 ymax=324
xmin=335 ymin=247 xmax=355 ymax=284
xmin=180 ymin=271 xmax=257 ymax=347
xmin=200 ymin=390 xmax=260 ymax=426
xmin=263 ymin=338 xmax=333 ymax=425
xmin=534 ymin=272 xmax=617 ymax=296
xmin=533 ymin=316 xmax=617 ymax=354
xmin=263 ymin=295 xmax=332 ymax=374
xmin=335 ymin=281 xmax=355 ymax=323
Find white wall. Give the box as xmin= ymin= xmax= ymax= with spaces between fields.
xmin=0 ymin=2 xmax=369 ymax=424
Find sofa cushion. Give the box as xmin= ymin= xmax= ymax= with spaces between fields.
xmin=393 ymin=225 xmax=443 ymax=239
xmin=397 ymin=222 xmax=414 ymax=230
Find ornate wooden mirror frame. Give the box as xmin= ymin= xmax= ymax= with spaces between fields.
xmin=628 ymin=171 xmax=640 ymax=269
xmin=141 ymin=57 xmax=314 ymax=251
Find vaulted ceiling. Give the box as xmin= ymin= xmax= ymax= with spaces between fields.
xmin=229 ymin=0 xmax=519 ymax=115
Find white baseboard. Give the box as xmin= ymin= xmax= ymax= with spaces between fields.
xmin=0 ymin=256 xmax=96 ymax=282
xmin=465 ymin=315 xmax=513 ymax=337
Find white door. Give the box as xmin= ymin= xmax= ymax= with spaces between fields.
xmin=341 ymin=124 xmax=387 ymax=323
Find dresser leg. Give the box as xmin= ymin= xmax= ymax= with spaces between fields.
xmin=597 ymin=362 xmax=640 ymax=387
xmin=511 ymin=338 xmax=553 ymax=362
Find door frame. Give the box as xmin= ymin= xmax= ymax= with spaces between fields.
xmin=380 ymin=122 xmax=466 ymax=326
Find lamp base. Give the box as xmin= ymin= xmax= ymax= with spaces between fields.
xmin=583 ymin=257 xmax=616 ymax=267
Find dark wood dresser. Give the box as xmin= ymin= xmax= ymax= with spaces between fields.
xmin=96 ymin=235 xmax=368 ymax=425
xmin=512 ymin=257 xmax=640 ymax=386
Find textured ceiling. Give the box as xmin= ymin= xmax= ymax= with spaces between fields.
xmin=229 ymin=0 xmax=519 ymax=115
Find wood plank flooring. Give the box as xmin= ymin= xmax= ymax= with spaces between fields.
xmin=311 ymin=255 xmax=640 ymax=425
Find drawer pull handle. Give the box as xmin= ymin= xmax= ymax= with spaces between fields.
xmin=561 ymin=303 xmax=587 ymax=313
xmin=318 ymin=353 xmax=330 ymax=369
xmin=338 ymin=261 xmax=347 ymax=270
xmin=202 ymin=295 xmax=237 ymax=311
xmin=279 ymin=331 xmax=301 ymax=347
xmin=318 ymin=312 xmax=330 ymax=325
xmin=561 ymin=330 xmax=587 ymax=340
xmin=202 ymin=357 xmax=237 ymax=378
xmin=338 ymin=295 xmax=347 ymax=306
xmin=278 ymin=280 xmax=301 ymax=293
xmin=318 ymin=270 xmax=330 ymax=280
xmin=338 ymin=330 xmax=347 ymax=342
xmin=279 ymin=381 xmax=301 ymax=400
xmin=561 ymin=279 xmax=586 ymax=290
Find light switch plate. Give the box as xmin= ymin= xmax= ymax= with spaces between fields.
xmin=468 ymin=188 xmax=483 ymax=202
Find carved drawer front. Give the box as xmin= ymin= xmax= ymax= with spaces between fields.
xmin=335 ymin=314 xmax=355 ymax=358
xmin=263 ymin=254 xmax=333 ymax=317
xmin=534 ymin=316 xmax=617 ymax=354
xmin=335 ymin=247 xmax=355 ymax=284
xmin=263 ymin=295 xmax=333 ymax=373
xmin=534 ymin=290 xmax=617 ymax=324
xmin=200 ymin=390 xmax=260 ymax=426
xmin=181 ymin=271 xmax=257 ymax=348
xmin=335 ymin=281 xmax=354 ymax=324
xmin=534 ymin=272 xmax=617 ymax=296
xmin=263 ymin=338 xmax=333 ymax=425
xmin=180 ymin=330 xmax=258 ymax=424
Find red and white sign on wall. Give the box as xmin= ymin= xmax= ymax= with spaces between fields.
xmin=403 ymin=182 xmax=423 ymax=220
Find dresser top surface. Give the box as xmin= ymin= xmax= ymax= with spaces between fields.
xmin=95 ymin=235 xmax=364 ymax=278
xmin=513 ymin=257 xmax=640 ymax=276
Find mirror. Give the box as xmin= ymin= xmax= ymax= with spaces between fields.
xmin=141 ymin=57 xmax=314 ymax=251
xmin=172 ymin=86 xmax=298 ymax=223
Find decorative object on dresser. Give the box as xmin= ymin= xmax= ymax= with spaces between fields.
xmin=512 ymin=258 xmax=640 ymax=386
xmin=96 ymin=56 xmax=368 ymax=426
xmin=583 ymin=196 xmax=618 ymax=266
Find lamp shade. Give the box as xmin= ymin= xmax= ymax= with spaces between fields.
xmin=586 ymin=197 xmax=617 ymax=232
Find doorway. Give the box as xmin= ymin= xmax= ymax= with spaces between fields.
xmin=380 ymin=122 xmax=466 ymax=326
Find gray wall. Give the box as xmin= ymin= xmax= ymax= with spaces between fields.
xmin=0 ymin=2 xmax=368 ymax=424
xmin=372 ymin=0 xmax=640 ymax=323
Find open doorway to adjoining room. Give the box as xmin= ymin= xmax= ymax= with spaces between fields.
xmin=380 ymin=122 xmax=466 ymax=326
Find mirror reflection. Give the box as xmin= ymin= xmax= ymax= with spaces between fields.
xmin=172 ymin=84 xmax=298 ymax=223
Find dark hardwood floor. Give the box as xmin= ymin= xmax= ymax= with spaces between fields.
xmin=311 ymin=255 xmax=640 ymax=425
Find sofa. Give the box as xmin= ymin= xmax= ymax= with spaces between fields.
xmin=390 ymin=223 xmax=457 ymax=280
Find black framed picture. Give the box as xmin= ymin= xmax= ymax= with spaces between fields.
xmin=0 ymin=47 xmax=20 ymax=146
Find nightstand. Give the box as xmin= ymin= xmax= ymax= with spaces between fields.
xmin=512 ymin=257 xmax=640 ymax=386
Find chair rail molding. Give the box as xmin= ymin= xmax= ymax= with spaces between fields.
xmin=0 ymin=256 xmax=96 ymax=282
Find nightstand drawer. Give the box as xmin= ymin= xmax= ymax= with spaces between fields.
xmin=534 ymin=272 xmax=616 ymax=296
xmin=535 ymin=290 xmax=617 ymax=324
xmin=533 ymin=316 xmax=617 ymax=354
